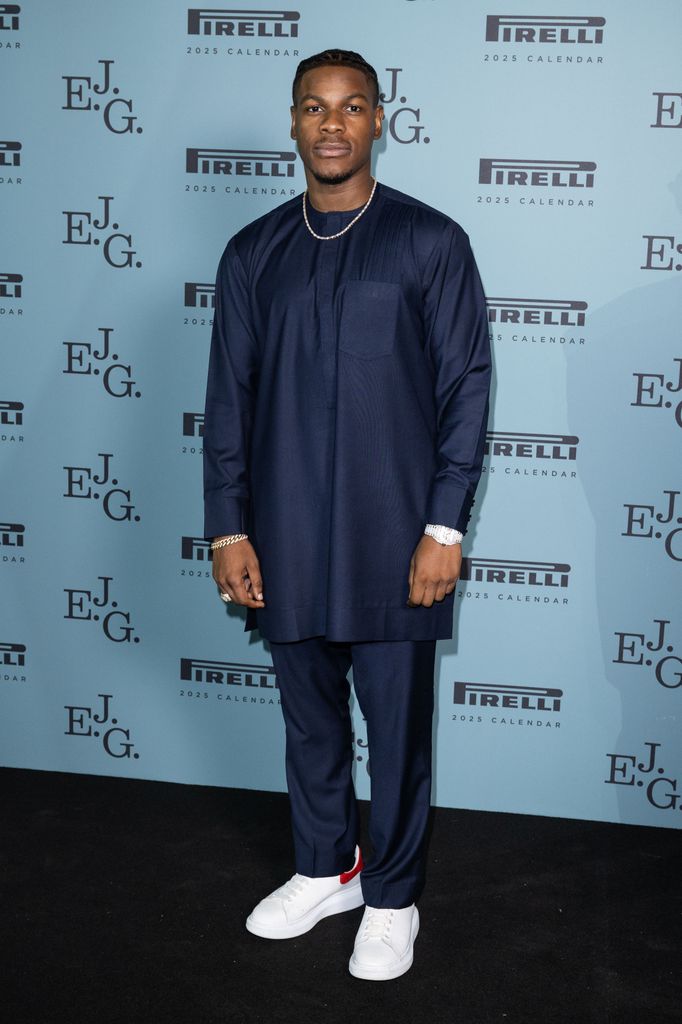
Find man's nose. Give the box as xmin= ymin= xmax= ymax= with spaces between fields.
xmin=320 ymin=111 xmax=344 ymax=132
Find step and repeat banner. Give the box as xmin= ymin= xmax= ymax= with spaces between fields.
xmin=1 ymin=0 xmax=680 ymax=828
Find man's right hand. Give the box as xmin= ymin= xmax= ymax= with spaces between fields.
xmin=212 ymin=538 xmax=265 ymax=607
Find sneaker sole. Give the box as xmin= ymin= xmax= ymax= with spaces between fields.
xmin=347 ymin=910 xmax=420 ymax=981
xmin=245 ymin=877 xmax=365 ymax=940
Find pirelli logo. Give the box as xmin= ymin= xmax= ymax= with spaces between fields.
xmin=485 ymin=15 xmax=605 ymax=44
xmin=187 ymin=9 xmax=299 ymax=37
xmin=0 ymin=399 xmax=23 ymax=426
xmin=1 ymin=641 xmax=25 ymax=667
xmin=186 ymin=148 xmax=296 ymax=177
xmin=485 ymin=432 xmax=578 ymax=461
xmin=180 ymin=657 xmax=279 ymax=688
xmin=454 ymin=681 xmax=563 ymax=712
xmin=180 ymin=536 xmax=213 ymax=561
xmin=0 ymin=4 xmax=20 ymax=31
xmin=0 ymin=521 xmax=24 ymax=547
xmin=184 ymin=282 xmax=215 ymax=308
xmin=487 ymin=297 xmax=587 ymax=327
xmin=0 ymin=272 xmax=22 ymax=299
xmin=460 ymin=558 xmax=570 ymax=588
xmin=182 ymin=412 xmax=204 ymax=437
xmin=479 ymin=159 xmax=596 ymax=188
xmin=0 ymin=141 xmax=21 ymax=167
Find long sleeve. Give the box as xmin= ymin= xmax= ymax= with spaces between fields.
xmin=202 ymin=237 xmax=260 ymax=539
xmin=421 ymin=221 xmax=492 ymax=534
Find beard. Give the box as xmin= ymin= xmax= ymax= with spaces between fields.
xmin=309 ymin=166 xmax=356 ymax=186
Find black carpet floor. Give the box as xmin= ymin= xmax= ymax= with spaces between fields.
xmin=1 ymin=767 xmax=680 ymax=1024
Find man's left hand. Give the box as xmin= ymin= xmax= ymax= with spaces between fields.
xmin=406 ymin=535 xmax=461 ymax=607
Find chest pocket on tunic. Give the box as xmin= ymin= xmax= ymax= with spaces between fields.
xmin=338 ymin=280 xmax=400 ymax=359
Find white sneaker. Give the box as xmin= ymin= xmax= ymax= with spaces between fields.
xmin=348 ymin=903 xmax=420 ymax=980
xmin=245 ymin=845 xmax=364 ymax=939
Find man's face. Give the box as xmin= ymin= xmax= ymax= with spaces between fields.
xmin=290 ymin=65 xmax=384 ymax=186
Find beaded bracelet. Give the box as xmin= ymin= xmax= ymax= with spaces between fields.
xmin=210 ymin=533 xmax=248 ymax=550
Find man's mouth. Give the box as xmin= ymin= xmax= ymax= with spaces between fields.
xmin=314 ymin=144 xmax=351 ymax=158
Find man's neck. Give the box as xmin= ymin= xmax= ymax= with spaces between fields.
xmin=304 ymin=171 xmax=375 ymax=212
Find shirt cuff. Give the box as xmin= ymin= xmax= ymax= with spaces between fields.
xmin=204 ymin=496 xmax=249 ymax=540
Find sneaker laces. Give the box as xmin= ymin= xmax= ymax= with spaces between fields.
xmin=361 ymin=907 xmax=395 ymax=939
xmin=275 ymin=873 xmax=311 ymax=902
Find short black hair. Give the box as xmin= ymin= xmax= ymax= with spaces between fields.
xmin=291 ymin=48 xmax=380 ymax=108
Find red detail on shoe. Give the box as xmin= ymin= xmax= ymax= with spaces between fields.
xmin=340 ymin=846 xmax=363 ymax=884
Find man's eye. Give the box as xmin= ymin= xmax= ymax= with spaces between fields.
xmin=347 ymin=105 xmax=362 ymax=112
xmin=306 ymin=105 xmax=321 ymax=113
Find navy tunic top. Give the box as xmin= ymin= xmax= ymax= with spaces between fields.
xmin=202 ymin=181 xmax=492 ymax=642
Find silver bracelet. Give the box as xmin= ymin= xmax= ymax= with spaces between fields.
xmin=424 ymin=524 xmax=463 ymax=545
xmin=210 ymin=533 xmax=248 ymax=550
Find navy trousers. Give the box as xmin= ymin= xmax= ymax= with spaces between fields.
xmin=268 ymin=635 xmax=437 ymax=909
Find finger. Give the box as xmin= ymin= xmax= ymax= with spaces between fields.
xmin=244 ymin=558 xmax=264 ymax=601
xmin=408 ymin=577 xmax=428 ymax=607
xmin=406 ymin=572 xmax=420 ymax=606
xmin=238 ymin=573 xmax=263 ymax=607
xmin=226 ymin=566 xmax=264 ymax=607
xmin=406 ymin=555 xmax=419 ymax=604
xmin=232 ymin=574 xmax=261 ymax=606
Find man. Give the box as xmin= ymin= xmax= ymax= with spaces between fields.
xmin=203 ymin=49 xmax=491 ymax=981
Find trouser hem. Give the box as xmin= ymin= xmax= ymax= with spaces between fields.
xmin=360 ymin=874 xmax=425 ymax=909
xmin=294 ymin=848 xmax=358 ymax=878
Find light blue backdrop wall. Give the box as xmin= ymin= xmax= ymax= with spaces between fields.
xmin=1 ymin=0 xmax=680 ymax=828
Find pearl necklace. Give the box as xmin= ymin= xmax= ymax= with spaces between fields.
xmin=302 ymin=176 xmax=378 ymax=240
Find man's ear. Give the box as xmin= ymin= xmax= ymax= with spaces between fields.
xmin=290 ymin=104 xmax=296 ymax=140
xmin=374 ymin=105 xmax=384 ymax=139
